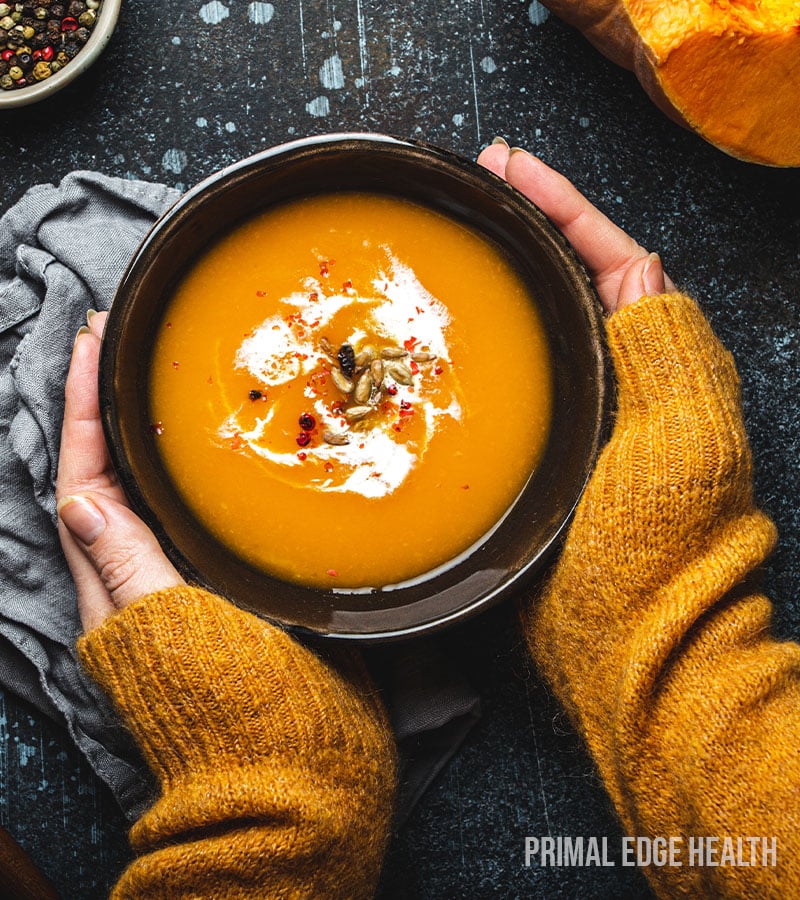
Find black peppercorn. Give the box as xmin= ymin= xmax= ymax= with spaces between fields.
xmin=337 ymin=343 xmax=356 ymax=377
xmin=67 ymin=0 xmax=84 ymax=13
xmin=248 ymin=389 xmax=262 ymax=401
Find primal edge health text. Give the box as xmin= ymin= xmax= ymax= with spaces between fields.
xmin=524 ymin=836 xmax=777 ymax=868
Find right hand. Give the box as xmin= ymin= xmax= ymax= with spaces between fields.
xmin=477 ymin=141 xmax=677 ymax=314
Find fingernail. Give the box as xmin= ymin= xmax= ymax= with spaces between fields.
xmin=491 ymin=136 xmax=509 ymax=147
xmin=86 ymin=308 xmax=97 ymax=324
xmin=509 ymin=146 xmax=532 ymax=157
xmin=57 ymin=495 xmax=106 ymax=545
xmin=74 ymin=325 xmax=91 ymax=344
xmin=642 ymin=252 xmax=665 ymax=295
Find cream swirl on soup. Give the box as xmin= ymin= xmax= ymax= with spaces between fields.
xmin=219 ymin=249 xmax=462 ymax=499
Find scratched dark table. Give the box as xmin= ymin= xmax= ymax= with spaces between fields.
xmin=2 ymin=2 xmax=799 ymax=898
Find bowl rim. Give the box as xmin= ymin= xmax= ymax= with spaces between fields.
xmin=100 ymin=132 xmax=612 ymax=642
xmin=0 ymin=0 xmax=121 ymax=109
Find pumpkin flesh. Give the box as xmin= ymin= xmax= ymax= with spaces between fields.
xmin=543 ymin=0 xmax=800 ymax=166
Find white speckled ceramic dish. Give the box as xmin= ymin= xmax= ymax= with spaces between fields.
xmin=0 ymin=0 xmax=121 ymax=109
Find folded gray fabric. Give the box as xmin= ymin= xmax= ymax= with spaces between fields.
xmin=367 ymin=638 xmax=482 ymax=827
xmin=0 ymin=171 xmax=480 ymax=823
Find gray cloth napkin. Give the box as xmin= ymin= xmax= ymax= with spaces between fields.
xmin=0 ymin=171 xmax=480 ymax=824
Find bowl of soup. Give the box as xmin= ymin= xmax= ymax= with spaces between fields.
xmin=100 ymin=133 xmax=609 ymax=640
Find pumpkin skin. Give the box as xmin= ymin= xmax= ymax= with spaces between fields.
xmin=541 ymin=0 xmax=800 ymax=167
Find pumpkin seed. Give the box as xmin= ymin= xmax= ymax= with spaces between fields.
xmin=319 ymin=338 xmax=338 ymax=363
xmin=354 ymin=370 xmax=373 ymax=404
xmin=323 ymin=430 xmax=350 ymax=445
xmin=385 ymin=361 xmax=413 ymax=385
xmin=411 ymin=351 xmax=437 ymax=363
xmin=343 ymin=405 xmax=372 ymax=422
xmin=370 ymin=358 xmax=384 ymax=388
xmin=380 ymin=347 xmax=409 ymax=359
xmin=332 ymin=369 xmax=354 ymax=393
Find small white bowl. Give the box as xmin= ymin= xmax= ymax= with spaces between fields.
xmin=0 ymin=0 xmax=121 ymax=109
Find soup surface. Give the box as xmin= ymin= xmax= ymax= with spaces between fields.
xmin=150 ymin=192 xmax=552 ymax=588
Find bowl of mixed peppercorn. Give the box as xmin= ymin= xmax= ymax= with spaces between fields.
xmin=0 ymin=0 xmax=120 ymax=107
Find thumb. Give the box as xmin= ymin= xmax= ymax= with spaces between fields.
xmin=616 ymin=252 xmax=667 ymax=312
xmin=57 ymin=492 xmax=184 ymax=613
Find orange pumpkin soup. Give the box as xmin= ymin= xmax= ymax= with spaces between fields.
xmin=149 ymin=192 xmax=552 ymax=588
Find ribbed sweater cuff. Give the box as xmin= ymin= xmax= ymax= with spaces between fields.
xmin=606 ymin=292 xmax=741 ymax=421
xmin=76 ymin=586 xmax=380 ymax=788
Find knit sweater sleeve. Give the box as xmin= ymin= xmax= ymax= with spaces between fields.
xmin=77 ymin=586 xmax=397 ymax=900
xmin=525 ymin=293 xmax=800 ymax=898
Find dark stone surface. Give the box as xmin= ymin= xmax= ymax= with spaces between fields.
xmin=1 ymin=1 xmax=798 ymax=897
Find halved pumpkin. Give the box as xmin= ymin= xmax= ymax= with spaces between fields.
xmin=542 ymin=0 xmax=800 ymax=167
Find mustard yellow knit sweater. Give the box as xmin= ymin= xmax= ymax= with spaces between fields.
xmin=78 ymin=589 xmax=397 ymax=899
xmin=525 ymin=293 xmax=800 ymax=898
xmin=78 ymin=293 xmax=800 ymax=899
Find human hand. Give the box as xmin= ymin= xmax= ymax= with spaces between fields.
xmin=56 ymin=312 xmax=184 ymax=632
xmin=477 ymin=140 xmax=676 ymax=314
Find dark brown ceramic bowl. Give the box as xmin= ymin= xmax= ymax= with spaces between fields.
xmin=100 ymin=133 xmax=609 ymax=641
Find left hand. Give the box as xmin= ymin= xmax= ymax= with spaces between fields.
xmin=56 ymin=312 xmax=184 ymax=632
